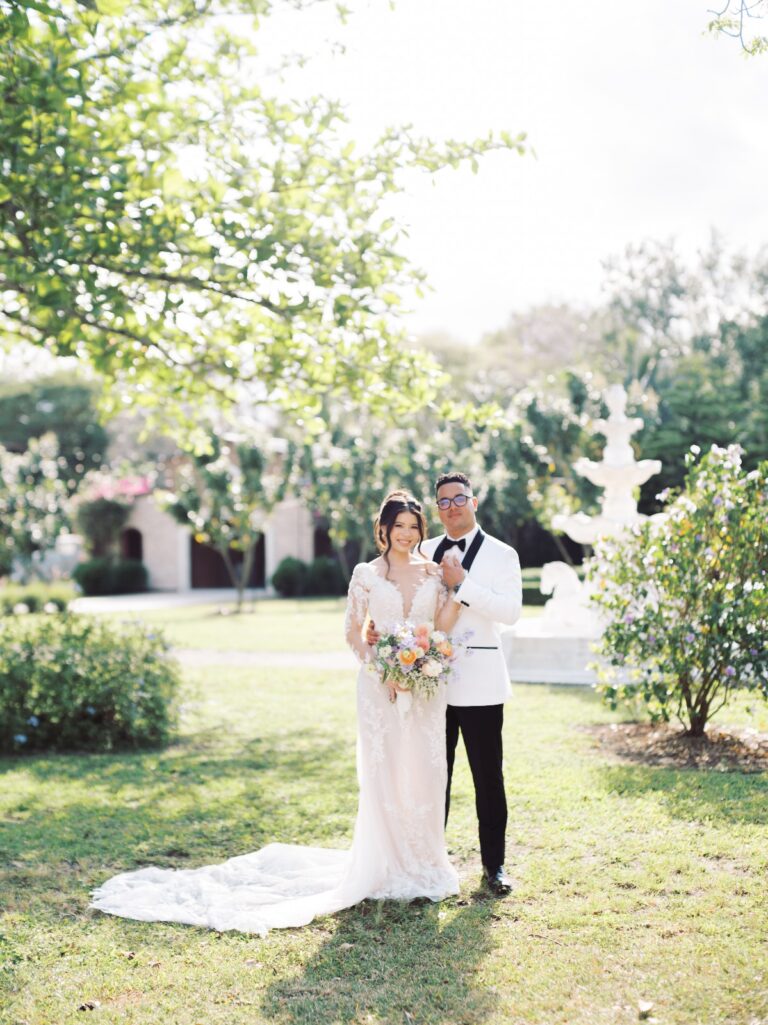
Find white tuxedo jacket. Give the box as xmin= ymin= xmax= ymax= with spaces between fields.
xmin=422 ymin=529 xmax=522 ymax=707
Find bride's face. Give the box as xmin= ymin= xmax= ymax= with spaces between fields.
xmin=388 ymin=512 xmax=421 ymax=554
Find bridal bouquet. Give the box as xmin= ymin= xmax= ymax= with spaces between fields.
xmin=369 ymin=622 xmax=461 ymax=711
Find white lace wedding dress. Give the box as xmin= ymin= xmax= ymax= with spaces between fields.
xmin=91 ymin=562 xmax=459 ymax=935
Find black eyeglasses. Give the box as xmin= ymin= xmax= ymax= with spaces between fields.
xmin=436 ymin=494 xmax=472 ymax=510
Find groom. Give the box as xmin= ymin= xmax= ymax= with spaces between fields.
xmin=370 ymin=471 xmax=523 ymax=895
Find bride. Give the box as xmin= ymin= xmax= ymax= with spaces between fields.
xmin=91 ymin=490 xmax=461 ymax=934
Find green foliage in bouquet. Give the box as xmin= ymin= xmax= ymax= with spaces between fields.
xmin=0 ymin=614 xmax=180 ymax=753
xmin=589 ymin=445 xmax=768 ymax=736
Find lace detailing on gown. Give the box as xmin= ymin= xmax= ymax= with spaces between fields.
xmin=91 ymin=561 xmax=459 ymax=935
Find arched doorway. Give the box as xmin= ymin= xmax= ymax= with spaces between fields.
xmin=120 ymin=527 xmax=143 ymax=562
xmin=190 ymin=536 xmax=266 ymax=588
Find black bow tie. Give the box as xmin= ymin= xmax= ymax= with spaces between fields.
xmin=444 ymin=538 xmax=466 ymax=552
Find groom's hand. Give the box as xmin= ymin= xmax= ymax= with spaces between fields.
xmin=440 ymin=556 xmax=466 ymax=589
xmin=365 ymin=620 xmax=380 ymax=646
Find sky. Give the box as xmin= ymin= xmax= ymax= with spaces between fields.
xmin=258 ymin=0 xmax=768 ymax=344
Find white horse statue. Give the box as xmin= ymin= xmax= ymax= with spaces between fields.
xmin=539 ymin=561 xmax=601 ymax=637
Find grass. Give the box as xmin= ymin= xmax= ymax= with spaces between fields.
xmin=102 ymin=598 xmax=350 ymax=653
xmin=1 ymin=608 xmax=767 ymax=1025
xmin=99 ymin=598 xmax=542 ymax=653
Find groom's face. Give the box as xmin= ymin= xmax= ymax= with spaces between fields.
xmin=435 ymin=481 xmax=478 ymax=538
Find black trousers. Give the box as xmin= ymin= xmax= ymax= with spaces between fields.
xmin=445 ymin=703 xmax=507 ymax=873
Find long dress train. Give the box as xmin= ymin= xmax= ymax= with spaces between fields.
xmin=90 ymin=562 xmax=459 ymax=935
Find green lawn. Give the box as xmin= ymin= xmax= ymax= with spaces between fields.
xmin=101 ymin=598 xmax=542 ymax=653
xmin=1 ymin=610 xmax=767 ymax=1025
xmin=103 ymin=597 xmax=350 ymax=653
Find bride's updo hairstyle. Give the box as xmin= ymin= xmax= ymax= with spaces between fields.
xmin=373 ymin=490 xmax=427 ymax=574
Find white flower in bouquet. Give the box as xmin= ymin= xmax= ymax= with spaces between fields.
xmin=371 ymin=620 xmax=465 ymax=711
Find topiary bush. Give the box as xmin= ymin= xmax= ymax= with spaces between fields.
xmin=271 ymin=556 xmax=308 ymax=597
xmin=589 ymin=445 xmax=768 ymax=736
xmin=304 ymin=556 xmax=346 ymax=596
xmin=0 ymin=614 xmax=181 ymax=753
xmin=75 ymin=497 xmax=130 ymax=558
xmin=73 ymin=557 xmax=148 ymax=596
xmin=110 ymin=560 xmax=148 ymax=594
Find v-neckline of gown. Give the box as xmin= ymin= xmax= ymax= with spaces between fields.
xmin=371 ymin=567 xmax=436 ymax=621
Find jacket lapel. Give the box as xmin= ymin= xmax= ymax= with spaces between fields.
xmin=461 ymin=529 xmax=485 ymax=572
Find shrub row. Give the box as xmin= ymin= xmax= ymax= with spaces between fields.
xmin=72 ymin=558 xmax=148 ymax=596
xmin=0 ymin=614 xmax=180 ymax=754
xmin=0 ymin=582 xmax=75 ymax=615
xmin=271 ymin=556 xmax=347 ymax=597
xmin=270 ymin=560 xmax=561 ymax=603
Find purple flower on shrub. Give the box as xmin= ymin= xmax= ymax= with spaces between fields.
xmin=725 ymin=666 xmax=736 ymax=677
xmin=27 ymin=715 xmax=39 ymax=727
xmin=684 ymin=633 xmax=694 ymax=643
xmin=14 ymin=734 xmax=27 ymax=745
xmin=623 ymin=613 xmax=635 ymax=625
xmin=713 ymin=496 xmax=724 ymax=507
xmin=86 ymin=706 xmax=96 ymax=716
xmin=695 ymin=534 xmax=704 ymax=542
xmin=749 ymin=648 xmax=759 ymax=656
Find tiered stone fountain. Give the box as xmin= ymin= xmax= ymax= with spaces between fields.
xmin=502 ymin=384 xmax=662 ymax=684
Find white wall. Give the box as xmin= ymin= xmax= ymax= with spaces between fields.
xmin=125 ymin=494 xmax=189 ymax=591
xmin=264 ymin=497 xmax=315 ymax=586
xmin=125 ymin=493 xmax=314 ymax=592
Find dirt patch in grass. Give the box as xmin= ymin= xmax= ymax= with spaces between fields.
xmin=582 ymin=721 xmax=768 ymax=773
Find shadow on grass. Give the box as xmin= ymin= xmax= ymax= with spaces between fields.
xmin=263 ymin=898 xmax=499 ymax=1025
xmin=0 ymin=728 xmax=358 ymax=917
xmin=597 ymin=763 xmax=768 ymax=826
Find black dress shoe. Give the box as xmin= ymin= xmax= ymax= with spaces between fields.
xmin=482 ymin=865 xmax=513 ymax=896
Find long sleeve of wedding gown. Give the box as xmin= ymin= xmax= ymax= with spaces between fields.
xmin=344 ymin=563 xmax=372 ymax=664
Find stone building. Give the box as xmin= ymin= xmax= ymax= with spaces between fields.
xmin=120 ymin=492 xmax=316 ymax=592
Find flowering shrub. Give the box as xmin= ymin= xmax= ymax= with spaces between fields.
xmin=0 ymin=433 xmax=72 ymax=582
xmin=589 ymin=445 xmax=768 ymax=736
xmin=0 ymin=614 xmax=180 ymax=753
xmin=0 ymin=582 xmax=74 ymax=615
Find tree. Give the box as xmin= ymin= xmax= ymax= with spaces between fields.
xmin=297 ymin=392 xmax=587 ymax=574
xmin=597 ymin=236 xmax=768 ymax=508
xmin=161 ymin=426 xmax=296 ymax=610
xmin=590 ymin=445 xmax=768 ymax=737
xmin=297 ymin=411 xmax=450 ymax=575
xmin=1 ymin=0 xmax=524 ymax=435
xmin=708 ymin=0 xmax=768 ymax=55
xmin=0 ymin=432 xmax=73 ymax=581
xmin=0 ymin=372 xmax=108 ymax=486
